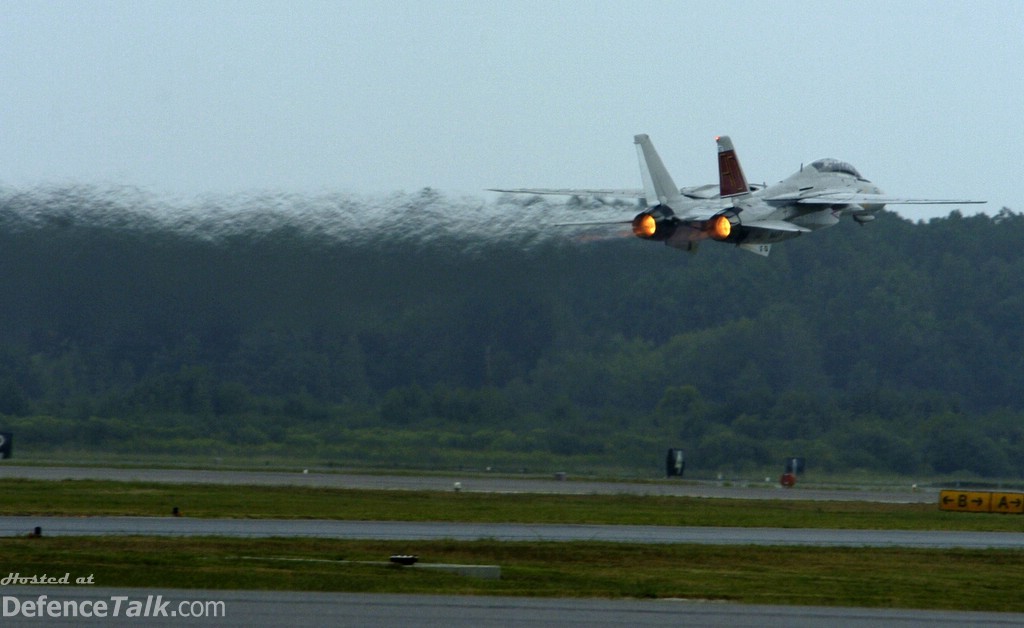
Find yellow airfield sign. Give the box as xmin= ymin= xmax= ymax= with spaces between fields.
xmin=990 ymin=492 xmax=1024 ymax=514
xmin=939 ymin=490 xmax=1024 ymax=514
xmin=939 ymin=490 xmax=991 ymax=513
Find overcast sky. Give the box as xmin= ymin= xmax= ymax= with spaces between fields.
xmin=1 ymin=1 xmax=1020 ymax=219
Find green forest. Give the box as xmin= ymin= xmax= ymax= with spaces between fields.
xmin=1 ymin=185 xmax=1022 ymax=478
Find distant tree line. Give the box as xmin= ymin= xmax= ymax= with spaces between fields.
xmin=1 ymin=186 xmax=1022 ymax=476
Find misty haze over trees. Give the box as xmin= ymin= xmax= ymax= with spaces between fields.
xmin=0 ymin=186 xmax=1022 ymax=477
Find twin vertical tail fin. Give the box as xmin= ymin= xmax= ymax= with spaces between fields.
xmin=634 ymin=134 xmax=682 ymax=207
xmin=716 ymin=135 xmax=749 ymax=198
xmin=635 ymin=133 xmax=749 ymax=202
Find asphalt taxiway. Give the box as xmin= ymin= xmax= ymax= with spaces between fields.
xmin=3 ymin=516 xmax=1024 ymax=549
xmin=0 ymin=464 xmax=935 ymax=503
xmin=2 ymin=588 xmax=1023 ymax=627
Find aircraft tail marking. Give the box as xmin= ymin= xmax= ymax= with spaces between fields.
xmin=716 ymin=135 xmax=749 ymax=198
xmin=634 ymin=134 xmax=682 ymax=206
xmin=739 ymin=243 xmax=772 ymax=257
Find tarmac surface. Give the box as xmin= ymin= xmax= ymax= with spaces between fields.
xmin=1 ymin=464 xmax=1016 ymax=627
xmin=2 ymin=588 xmax=1023 ymax=627
xmin=4 ymin=516 xmax=1024 ymax=549
xmin=0 ymin=463 xmax=936 ymax=502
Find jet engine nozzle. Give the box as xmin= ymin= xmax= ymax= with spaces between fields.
xmin=631 ymin=205 xmax=676 ymax=241
xmin=707 ymin=211 xmax=740 ymax=241
xmin=632 ymin=213 xmax=658 ymax=237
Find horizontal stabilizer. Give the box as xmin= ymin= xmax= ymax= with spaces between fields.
xmin=739 ymin=243 xmax=772 ymax=257
xmin=745 ymin=220 xmax=812 ymax=233
xmin=680 ymin=183 xmax=720 ymax=199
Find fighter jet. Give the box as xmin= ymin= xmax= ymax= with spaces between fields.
xmin=492 ymin=135 xmax=984 ymax=256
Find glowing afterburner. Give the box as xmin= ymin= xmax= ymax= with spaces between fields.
xmin=631 ymin=213 xmax=658 ymax=238
xmin=710 ymin=214 xmax=732 ymax=240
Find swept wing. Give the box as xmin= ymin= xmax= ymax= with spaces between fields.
xmin=489 ymin=187 xmax=644 ymax=198
xmin=767 ymin=191 xmax=985 ymax=206
xmin=488 ymin=184 xmax=728 ymax=201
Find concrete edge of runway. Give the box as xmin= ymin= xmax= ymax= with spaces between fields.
xmin=0 ymin=463 xmax=940 ymax=503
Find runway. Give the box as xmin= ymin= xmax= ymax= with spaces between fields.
xmin=1 ymin=465 xmax=1020 ymax=626
xmin=2 ymin=587 xmax=1023 ymax=627
xmin=3 ymin=515 xmax=1024 ymax=549
xmin=0 ymin=464 xmax=935 ymax=503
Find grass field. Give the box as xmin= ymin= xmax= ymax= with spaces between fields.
xmin=6 ymin=536 xmax=1024 ymax=610
xmin=1 ymin=478 xmax=1023 ymax=531
xmin=3 ymin=477 xmax=1024 ymax=610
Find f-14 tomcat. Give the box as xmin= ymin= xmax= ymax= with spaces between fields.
xmin=492 ymin=135 xmax=984 ymax=256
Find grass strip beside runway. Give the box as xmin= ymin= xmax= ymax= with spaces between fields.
xmin=0 ymin=478 xmax=1019 ymax=531
xmin=5 ymin=536 xmax=1024 ymax=611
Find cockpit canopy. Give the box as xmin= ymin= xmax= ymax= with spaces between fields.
xmin=809 ymin=158 xmax=864 ymax=179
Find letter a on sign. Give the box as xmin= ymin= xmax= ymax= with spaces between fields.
xmin=990 ymin=492 xmax=1024 ymax=514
